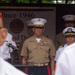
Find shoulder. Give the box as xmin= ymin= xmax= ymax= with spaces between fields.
xmin=42 ymin=36 xmax=53 ymax=42
xmin=23 ymin=36 xmax=34 ymax=43
xmin=64 ymin=43 xmax=75 ymax=53
xmin=6 ymin=33 xmax=13 ymax=40
xmin=7 ymin=33 xmax=12 ymax=38
xmin=57 ymin=46 xmax=63 ymax=51
xmin=55 ymin=32 xmax=63 ymax=38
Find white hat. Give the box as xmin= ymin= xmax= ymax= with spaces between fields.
xmin=26 ymin=20 xmax=33 ymax=27
xmin=62 ymin=14 xmax=75 ymax=21
xmin=31 ymin=18 xmax=47 ymax=27
xmin=63 ymin=27 xmax=75 ymax=35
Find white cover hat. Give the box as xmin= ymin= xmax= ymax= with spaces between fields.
xmin=63 ymin=27 xmax=75 ymax=35
xmin=31 ymin=18 xmax=47 ymax=27
xmin=26 ymin=20 xmax=33 ymax=27
xmin=62 ymin=14 xmax=75 ymax=21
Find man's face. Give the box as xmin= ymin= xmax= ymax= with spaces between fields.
xmin=33 ymin=27 xmax=44 ymax=37
xmin=65 ymin=21 xmax=75 ymax=27
xmin=28 ymin=27 xmax=34 ymax=36
xmin=65 ymin=35 xmax=75 ymax=45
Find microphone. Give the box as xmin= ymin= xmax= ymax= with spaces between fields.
xmin=6 ymin=43 xmax=19 ymax=50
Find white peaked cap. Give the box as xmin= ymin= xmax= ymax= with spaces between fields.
xmin=63 ymin=27 xmax=75 ymax=35
xmin=26 ymin=20 xmax=33 ymax=27
xmin=31 ymin=18 xmax=47 ymax=27
xmin=62 ymin=14 xmax=75 ymax=21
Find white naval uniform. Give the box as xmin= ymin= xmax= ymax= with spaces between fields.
xmin=0 ymin=57 xmax=27 ymax=75
xmin=0 ymin=33 xmax=16 ymax=60
xmin=55 ymin=44 xmax=68 ymax=61
xmin=55 ymin=42 xmax=75 ymax=75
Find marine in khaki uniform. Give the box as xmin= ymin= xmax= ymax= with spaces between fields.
xmin=54 ymin=14 xmax=75 ymax=50
xmin=20 ymin=18 xmax=55 ymax=75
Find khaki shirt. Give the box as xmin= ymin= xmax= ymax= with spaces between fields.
xmin=21 ymin=35 xmax=55 ymax=64
xmin=54 ymin=32 xmax=66 ymax=50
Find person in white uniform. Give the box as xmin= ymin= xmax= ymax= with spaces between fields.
xmin=55 ymin=27 xmax=75 ymax=62
xmin=0 ymin=32 xmax=17 ymax=62
xmin=0 ymin=12 xmax=27 ymax=75
xmin=55 ymin=42 xmax=75 ymax=75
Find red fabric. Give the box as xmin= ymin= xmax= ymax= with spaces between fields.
xmin=25 ymin=68 xmax=28 ymax=74
xmin=0 ymin=13 xmax=2 ymax=18
xmin=54 ymin=64 xmax=56 ymax=71
xmin=47 ymin=66 xmax=51 ymax=75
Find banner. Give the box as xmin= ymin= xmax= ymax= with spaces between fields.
xmin=0 ymin=8 xmax=56 ymax=44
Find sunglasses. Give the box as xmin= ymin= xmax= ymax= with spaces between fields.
xmin=35 ymin=27 xmax=44 ymax=29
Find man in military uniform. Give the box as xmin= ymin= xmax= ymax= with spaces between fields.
xmin=54 ymin=14 xmax=75 ymax=50
xmin=55 ymin=28 xmax=75 ymax=75
xmin=20 ymin=20 xmax=34 ymax=50
xmin=55 ymin=27 xmax=75 ymax=62
xmin=0 ymin=12 xmax=27 ymax=75
xmin=20 ymin=18 xmax=55 ymax=75
xmin=19 ymin=20 xmax=34 ymax=64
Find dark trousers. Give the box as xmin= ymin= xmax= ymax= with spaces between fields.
xmin=25 ymin=66 xmax=51 ymax=75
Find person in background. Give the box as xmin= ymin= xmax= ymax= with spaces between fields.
xmin=0 ymin=12 xmax=27 ymax=75
xmin=20 ymin=18 xmax=55 ymax=75
xmin=54 ymin=14 xmax=75 ymax=50
xmin=19 ymin=20 xmax=34 ymax=64
xmin=55 ymin=27 xmax=75 ymax=62
xmin=26 ymin=20 xmax=34 ymax=37
xmin=20 ymin=20 xmax=34 ymax=50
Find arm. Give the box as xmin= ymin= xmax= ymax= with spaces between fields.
xmin=20 ymin=40 xmax=28 ymax=65
xmin=49 ymin=40 xmax=56 ymax=74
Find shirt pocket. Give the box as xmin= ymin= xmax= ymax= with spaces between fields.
xmin=28 ymin=43 xmax=38 ymax=53
xmin=40 ymin=46 xmax=50 ymax=52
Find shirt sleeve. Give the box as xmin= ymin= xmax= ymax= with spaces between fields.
xmin=20 ymin=40 xmax=28 ymax=58
xmin=49 ymin=40 xmax=55 ymax=58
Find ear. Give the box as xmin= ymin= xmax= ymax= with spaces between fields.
xmin=0 ymin=28 xmax=8 ymax=46
xmin=1 ymin=28 xmax=8 ymax=39
xmin=1 ymin=28 xmax=8 ymax=41
xmin=32 ymin=28 xmax=35 ymax=32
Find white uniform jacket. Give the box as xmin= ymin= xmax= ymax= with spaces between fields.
xmin=55 ymin=44 xmax=68 ymax=61
xmin=0 ymin=57 xmax=27 ymax=75
xmin=55 ymin=43 xmax=75 ymax=75
xmin=0 ymin=33 xmax=16 ymax=60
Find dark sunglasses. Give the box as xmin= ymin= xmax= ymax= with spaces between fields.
xmin=35 ymin=27 xmax=44 ymax=29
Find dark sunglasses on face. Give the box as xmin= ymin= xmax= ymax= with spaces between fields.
xmin=35 ymin=27 xmax=44 ymax=29
xmin=65 ymin=35 xmax=75 ymax=38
